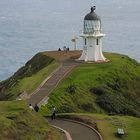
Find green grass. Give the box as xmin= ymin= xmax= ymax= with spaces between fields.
xmin=0 ymin=51 xmax=140 ymax=139
xmin=9 ymin=61 xmax=59 ymax=97
xmin=0 ymin=53 xmax=60 ymax=100
xmin=41 ymin=52 xmax=140 ymax=117
xmin=58 ymin=113 xmax=140 ymax=140
xmin=0 ymin=101 xmax=63 ymax=140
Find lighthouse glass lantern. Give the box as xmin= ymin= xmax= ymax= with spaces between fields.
xmin=79 ymin=6 xmax=106 ymax=62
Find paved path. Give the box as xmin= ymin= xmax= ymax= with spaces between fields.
xmin=49 ymin=119 xmax=101 ymax=140
xmin=27 ymin=57 xmax=102 ymax=140
xmin=27 ymin=60 xmax=79 ymax=106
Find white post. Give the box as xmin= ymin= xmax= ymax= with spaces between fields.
xmin=71 ymin=36 xmax=78 ymax=50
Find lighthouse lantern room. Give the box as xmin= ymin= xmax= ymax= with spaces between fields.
xmin=79 ymin=6 xmax=106 ymax=62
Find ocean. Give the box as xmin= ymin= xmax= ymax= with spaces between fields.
xmin=0 ymin=0 xmax=140 ymax=80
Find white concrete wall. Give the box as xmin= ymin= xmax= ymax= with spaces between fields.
xmin=79 ymin=36 xmax=106 ymax=62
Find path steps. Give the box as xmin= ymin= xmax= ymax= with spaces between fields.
xmin=27 ymin=61 xmax=79 ymax=106
xmin=49 ymin=119 xmax=101 ymax=140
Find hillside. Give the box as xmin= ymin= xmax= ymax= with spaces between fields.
xmin=0 ymin=51 xmax=140 ymax=140
xmin=1 ymin=51 xmax=140 ymax=117
xmin=0 ymin=52 xmax=58 ymax=100
xmin=0 ymin=101 xmax=62 ymax=140
xmin=41 ymin=52 xmax=140 ymax=117
xmin=0 ymin=51 xmax=81 ymax=101
xmin=0 ymin=51 xmax=82 ymax=140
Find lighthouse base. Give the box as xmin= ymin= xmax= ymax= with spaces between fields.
xmin=78 ymin=46 xmax=107 ymax=62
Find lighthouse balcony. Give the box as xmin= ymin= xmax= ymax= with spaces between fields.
xmin=80 ymin=31 xmax=105 ymax=38
xmin=83 ymin=30 xmax=101 ymax=34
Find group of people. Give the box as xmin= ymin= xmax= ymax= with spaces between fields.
xmin=29 ymin=104 xmax=56 ymax=120
xmin=58 ymin=46 xmax=70 ymax=52
xmin=29 ymin=103 xmax=39 ymax=112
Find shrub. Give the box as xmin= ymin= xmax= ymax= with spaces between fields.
xmin=96 ymin=92 xmax=140 ymax=117
xmin=59 ymin=104 xmax=74 ymax=113
xmin=90 ymin=87 xmax=105 ymax=95
xmin=66 ymin=84 xmax=76 ymax=94
xmin=80 ymin=103 xmax=94 ymax=112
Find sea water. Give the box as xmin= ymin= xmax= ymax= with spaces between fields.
xmin=0 ymin=0 xmax=140 ymax=80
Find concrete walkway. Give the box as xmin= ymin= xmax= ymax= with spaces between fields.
xmin=26 ymin=51 xmax=102 ymax=140
xmin=49 ymin=119 xmax=101 ymax=140
xmin=27 ymin=60 xmax=79 ymax=106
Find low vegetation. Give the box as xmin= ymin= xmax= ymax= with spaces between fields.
xmin=0 ymin=101 xmax=62 ymax=140
xmin=0 ymin=53 xmax=59 ymax=100
xmin=41 ymin=53 xmax=140 ymax=117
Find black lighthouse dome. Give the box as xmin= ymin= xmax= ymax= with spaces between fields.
xmin=84 ymin=6 xmax=100 ymax=21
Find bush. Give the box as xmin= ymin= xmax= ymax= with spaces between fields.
xmin=96 ymin=92 xmax=140 ymax=117
xmin=59 ymin=104 xmax=74 ymax=113
xmin=90 ymin=87 xmax=105 ymax=95
xmin=66 ymin=84 xmax=76 ymax=94
xmin=80 ymin=103 xmax=94 ymax=112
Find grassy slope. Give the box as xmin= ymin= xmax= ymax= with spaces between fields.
xmin=0 ymin=101 xmax=62 ymax=140
xmin=0 ymin=51 xmax=81 ymax=100
xmin=0 ymin=52 xmax=59 ymax=100
xmin=41 ymin=53 xmax=140 ymax=117
xmin=0 ymin=51 xmax=140 ymax=139
xmin=58 ymin=113 xmax=140 ymax=140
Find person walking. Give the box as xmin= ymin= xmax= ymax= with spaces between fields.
xmin=34 ymin=104 xmax=39 ymax=112
xmin=51 ymin=107 xmax=56 ymax=120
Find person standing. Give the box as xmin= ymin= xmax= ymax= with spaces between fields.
xmin=34 ymin=104 xmax=39 ymax=112
xmin=58 ymin=48 xmax=61 ymax=51
xmin=29 ymin=104 xmax=34 ymax=111
xmin=51 ymin=107 xmax=56 ymax=120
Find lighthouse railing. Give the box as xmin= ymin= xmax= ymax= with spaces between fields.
xmin=80 ymin=29 xmax=103 ymax=36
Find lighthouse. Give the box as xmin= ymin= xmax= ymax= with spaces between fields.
xmin=79 ymin=6 xmax=106 ymax=62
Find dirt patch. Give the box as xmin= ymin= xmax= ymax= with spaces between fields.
xmin=43 ymin=51 xmax=82 ymax=61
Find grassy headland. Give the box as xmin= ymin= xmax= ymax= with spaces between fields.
xmin=0 ymin=51 xmax=140 ymax=140
xmin=41 ymin=52 xmax=140 ymax=117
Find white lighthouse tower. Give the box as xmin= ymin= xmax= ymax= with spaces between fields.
xmin=79 ymin=6 xmax=106 ymax=62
